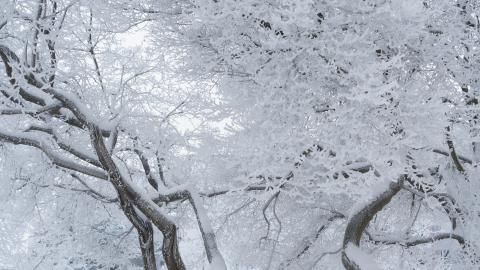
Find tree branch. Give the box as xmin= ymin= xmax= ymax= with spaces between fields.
xmin=25 ymin=124 xmax=102 ymax=167
xmin=445 ymin=126 xmax=466 ymax=172
xmin=432 ymin=148 xmax=472 ymax=164
xmin=0 ymin=130 xmax=107 ymax=179
xmin=70 ymin=173 xmax=117 ymax=203
xmin=341 ymin=176 xmax=404 ymax=270
xmin=366 ymin=232 xmax=465 ymax=247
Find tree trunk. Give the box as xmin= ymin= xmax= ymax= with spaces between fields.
xmin=88 ymin=125 xmax=186 ymax=270
xmin=162 ymin=226 xmax=186 ymax=270
xmin=138 ymin=221 xmax=158 ymax=270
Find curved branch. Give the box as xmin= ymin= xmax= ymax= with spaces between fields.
xmin=341 ymin=176 xmax=404 ymax=270
xmin=0 ymin=20 xmax=7 ymax=30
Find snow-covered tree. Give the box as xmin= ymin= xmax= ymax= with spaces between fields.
xmin=0 ymin=1 xmax=226 ymax=269
xmin=1 ymin=0 xmax=479 ymax=269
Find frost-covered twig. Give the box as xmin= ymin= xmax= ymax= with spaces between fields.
xmin=216 ymin=199 xmax=256 ymax=232
xmin=280 ymin=212 xmax=345 ymax=269
xmin=401 ymin=183 xmax=462 ymax=230
xmin=309 ymin=247 xmax=342 ymax=270
xmin=70 ymin=173 xmax=117 ymax=203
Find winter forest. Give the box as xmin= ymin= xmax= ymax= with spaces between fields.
xmin=0 ymin=0 xmax=479 ymax=269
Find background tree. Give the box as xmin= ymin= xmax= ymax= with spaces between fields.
xmin=143 ymin=0 xmax=480 ymax=269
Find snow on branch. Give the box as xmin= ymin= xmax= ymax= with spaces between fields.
xmin=25 ymin=124 xmax=102 ymax=168
xmin=188 ymin=190 xmax=227 ymax=270
xmin=366 ymin=232 xmax=465 ymax=247
xmin=0 ymin=129 xmax=107 ymax=180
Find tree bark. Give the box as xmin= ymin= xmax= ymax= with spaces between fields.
xmin=138 ymin=221 xmax=157 ymax=270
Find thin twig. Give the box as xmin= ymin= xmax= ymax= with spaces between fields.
xmin=309 ymin=247 xmax=342 ymax=269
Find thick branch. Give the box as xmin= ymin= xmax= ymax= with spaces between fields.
xmin=341 ymin=176 xmax=404 ymax=270
xmin=151 ymin=186 xmax=227 ymax=267
xmin=0 ymin=101 xmax=61 ymax=116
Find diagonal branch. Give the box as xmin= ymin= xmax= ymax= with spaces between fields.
xmin=445 ymin=126 xmax=465 ymax=172
xmin=25 ymin=124 xmax=102 ymax=167
xmin=70 ymin=173 xmax=117 ymax=203
xmin=0 ymin=129 xmax=107 ymax=180
xmin=280 ymin=212 xmax=345 ymax=269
